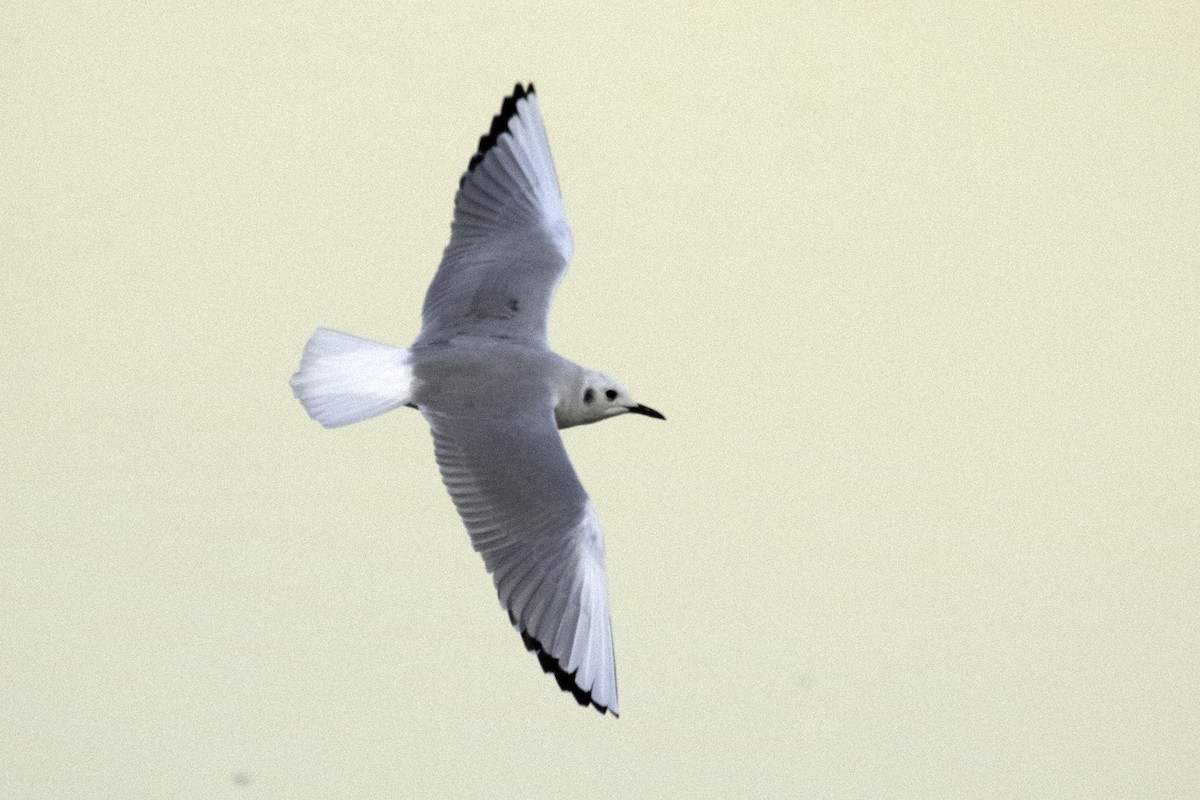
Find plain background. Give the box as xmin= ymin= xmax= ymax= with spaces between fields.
xmin=3 ymin=3 xmax=1197 ymax=798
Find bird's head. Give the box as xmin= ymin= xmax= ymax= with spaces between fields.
xmin=554 ymin=368 xmax=665 ymax=429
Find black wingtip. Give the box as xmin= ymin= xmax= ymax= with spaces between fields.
xmin=461 ymin=83 xmax=537 ymax=187
xmin=509 ymin=613 xmax=615 ymax=716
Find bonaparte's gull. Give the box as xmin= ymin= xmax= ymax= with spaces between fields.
xmin=290 ymin=84 xmax=664 ymax=716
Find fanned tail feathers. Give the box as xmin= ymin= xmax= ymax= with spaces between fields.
xmin=290 ymin=328 xmax=414 ymax=428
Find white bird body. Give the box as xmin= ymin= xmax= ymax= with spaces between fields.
xmin=291 ymin=85 xmax=663 ymax=716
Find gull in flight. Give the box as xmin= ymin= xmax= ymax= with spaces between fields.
xmin=290 ymin=84 xmax=664 ymax=716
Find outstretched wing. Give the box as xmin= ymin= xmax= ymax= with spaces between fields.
xmin=422 ymin=406 xmax=618 ymax=716
xmin=416 ymin=84 xmax=574 ymax=347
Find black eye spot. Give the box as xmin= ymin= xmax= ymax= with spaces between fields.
xmin=584 ymin=389 xmax=594 ymax=403
xmin=605 ymin=389 xmax=618 ymax=401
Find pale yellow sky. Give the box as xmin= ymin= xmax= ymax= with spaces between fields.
xmin=2 ymin=3 xmax=1198 ymax=798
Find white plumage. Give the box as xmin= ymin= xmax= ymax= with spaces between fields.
xmin=291 ymin=85 xmax=663 ymax=716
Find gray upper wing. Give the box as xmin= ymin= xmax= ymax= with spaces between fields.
xmin=422 ymin=405 xmax=618 ymax=715
xmin=416 ymin=85 xmax=574 ymax=347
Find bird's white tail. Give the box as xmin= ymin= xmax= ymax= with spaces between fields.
xmin=290 ymin=328 xmax=415 ymax=428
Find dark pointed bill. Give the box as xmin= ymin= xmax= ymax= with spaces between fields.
xmin=628 ymin=404 xmax=666 ymax=420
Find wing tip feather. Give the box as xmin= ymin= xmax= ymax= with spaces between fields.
xmin=462 ymin=83 xmax=537 ymax=186
xmin=510 ymin=613 xmax=618 ymax=717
